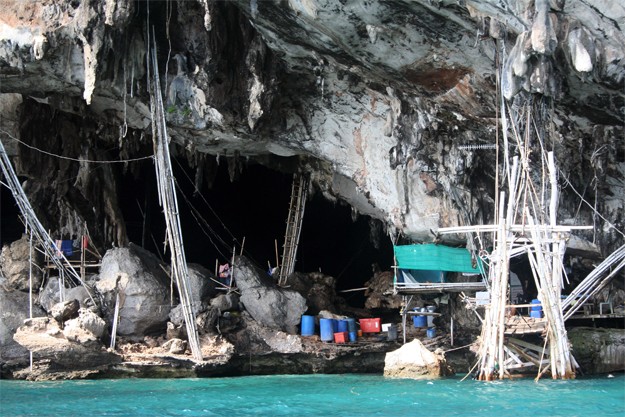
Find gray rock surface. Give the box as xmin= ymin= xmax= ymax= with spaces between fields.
xmin=235 ymin=257 xmax=307 ymax=334
xmin=0 ymin=286 xmax=45 ymax=360
xmin=569 ymin=327 xmax=625 ymax=374
xmin=383 ymin=339 xmax=449 ymax=379
xmin=62 ymin=308 xmax=107 ymax=344
xmin=38 ymin=279 xmax=93 ymax=313
xmin=95 ymin=244 xmax=170 ymax=339
xmin=13 ymin=317 xmax=120 ymax=369
xmin=50 ymin=299 xmax=80 ymax=323
xmin=0 ymin=235 xmax=43 ymax=292
xmin=210 ymin=293 xmax=240 ymax=312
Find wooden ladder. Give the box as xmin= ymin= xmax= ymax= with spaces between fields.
xmin=278 ymin=173 xmax=309 ymax=286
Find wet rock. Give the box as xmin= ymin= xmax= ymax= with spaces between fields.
xmin=235 ymin=257 xmax=307 ymax=334
xmin=0 ymin=235 xmax=43 ymax=292
xmin=50 ymin=299 xmax=80 ymax=324
xmin=383 ymin=339 xmax=451 ymax=379
xmin=95 ymin=244 xmax=170 ymax=340
xmin=569 ymin=327 xmax=625 ymax=374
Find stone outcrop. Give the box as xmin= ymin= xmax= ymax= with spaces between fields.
xmin=50 ymin=299 xmax=80 ymax=324
xmin=0 ymin=286 xmax=45 ymax=360
xmin=13 ymin=317 xmax=120 ymax=369
xmin=62 ymin=308 xmax=107 ymax=344
xmin=235 ymin=256 xmax=307 ymax=334
xmin=569 ymin=327 xmax=625 ymax=374
xmin=383 ymin=339 xmax=451 ymax=379
xmin=288 ymin=272 xmax=343 ymax=315
xmin=95 ymin=244 xmax=170 ymax=339
xmin=38 ymin=279 xmax=94 ymax=313
xmin=0 ymin=234 xmax=43 ymax=292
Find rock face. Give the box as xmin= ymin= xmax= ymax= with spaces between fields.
xmin=235 ymin=256 xmax=307 ymax=334
xmin=0 ymin=235 xmax=43 ymax=292
xmin=96 ymin=244 xmax=171 ymax=339
xmin=288 ymin=272 xmax=343 ymax=315
xmin=0 ymin=286 xmax=45 ymax=360
xmin=13 ymin=317 xmax=120 ymax=369
xmin=0 ymin=1 xmax=621 ymax=257
xmin=569 ymin=327 xmax=625 ymax=374
xmin=62 ymin=309 xmax=107 ymax=344
xmin=383 ymin=339 xmax=450 ymax=379
xmin=38 ymin=279 xmax=94 ymax=313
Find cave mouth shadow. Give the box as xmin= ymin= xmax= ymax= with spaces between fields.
xmin=119 ymin=157 xmax=394 ymax=308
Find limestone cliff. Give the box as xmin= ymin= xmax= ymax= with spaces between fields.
xmin=0 ymin=0 xmax=623 ymax=256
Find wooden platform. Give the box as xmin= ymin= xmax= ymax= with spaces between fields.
xmin=395 ymin=282 xmax=486 ymax=294
xmin=505 ymin=316 xmax=547 ymax=335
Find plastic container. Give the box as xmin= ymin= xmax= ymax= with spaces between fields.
xmin=337 ymin=319 xmax=348 ymax=333
xmin=348 ymin=331 xmax=357 ymax=342
xmin=332 ymin=319 xmax=339 ymax=333
xmin=300 ymin=315 xmax=315 ymax=336
xmin=319 ymin=318 xmax=335 ymax=342
xmin=334 ymin=331 xmax=348 ymax=344
xmin=387 ymin=324 xmax=398 ymax=341
xmin=346 ymin=318 xmax=357 ymax=333
xmin=413 ymin=315 xmax=427 ymax=328
xmin=530 ymin=299 xmax=543 ymax=318
xmin=359 ymin=318 xmax=381 ymax=333
xmin=426 ymin=327 xmax=436 ymax=338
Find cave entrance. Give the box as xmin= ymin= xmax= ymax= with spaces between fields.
xmin=119 ymin=156 xmax=394 ymax=308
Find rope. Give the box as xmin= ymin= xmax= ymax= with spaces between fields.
xmin=0 ymin=129 xmax=154 ymax=164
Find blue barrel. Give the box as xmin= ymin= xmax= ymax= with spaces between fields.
xmin=301 ymin=315 xmax=315 ymax=336
xmin=348 ymin=331 xmax=357 ymax=342
xmin=413 ymin=315 xmax=427 ymax=328
xmin=346 ymin=318 xmax=357 ymax=333
xmin=426 ymin=327 xmax=436 ymax=338
xmin=320 ymin=318 xmax=334 ymax=342
xmin=530 ymin=299 xmax=543 ymax=318
xmin=332 ymin=319 xmax=339 ymax=333
xmin=337 ymin=319 xmax=348 ymax=333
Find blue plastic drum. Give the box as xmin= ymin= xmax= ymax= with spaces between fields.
xmin=301 ymin=315 xmax=315 ymax=336
xmin=319 ymin=318 xmax=334 ymax=342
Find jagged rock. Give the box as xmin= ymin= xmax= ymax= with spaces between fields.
xmin=50 ymin=299 xmax=80 ymax=324
xmin=187 ymin=263 xmax=218 ymax=308
xmin=209 ymin=293 xmax=240 ymax=312
xmin=38 ymin=279 xmax=95 ymax=313
xmin=0 ymin=286 xmax=45 ymax=360
xmin=364 ymin=270 xmax=402 ymax=310
xmin=569 ymin=327 xmax=625 ymax=374
xmin=62 ymin=308 xmax=106 ymax=344
xmin=166 ymin=321 xmax=187 ymax=340
xmin=383 ymin=339 xmax=450 ymax=379
xmin=288 ymin=272 xmax=343 ymax=315
xmin=0 ymin=235 xmax=43 ymax=292
xmin=196 ymin=308 xmax=219 ymax=334
xmin=235 ymin=256 xmax=307 ymax=334
xmin=199 ymin=334 xmax=235 ymax=359
xmin=95 ymin=244 xmax=170 ymax=340
xmin=13 ymin=317 xmax=120 ymax=369
xmin=163 ymin=338 xmax=187 ymax=354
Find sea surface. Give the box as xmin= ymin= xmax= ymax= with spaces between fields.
xmin=1 ymin=373 xmax=624 ymax=417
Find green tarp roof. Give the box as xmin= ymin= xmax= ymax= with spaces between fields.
xmin=394 ymin=244 xmax=482 ymax=273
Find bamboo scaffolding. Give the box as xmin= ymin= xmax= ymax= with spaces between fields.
xmin=148 ymin=37 xmax=202 ymax=361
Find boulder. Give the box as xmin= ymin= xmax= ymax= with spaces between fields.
xmin=196 ymin=308 xmax=219 ymax=334
xmin=0 ymin=235 xmax=43 ymax=292
xmin=0 ymin=286 xmax=45 ymax=360
xmin=383 ymin=339 xmax=450 ymax=379
xmin=50 ymin=299 xmax=80 ymax=323
xmin=364 ymin=270 xmax=402 ymax=310
xmin=569 ymin=327 xmax=625 ymax=374
xmin=163 ymin=338 xmax=187 ymax=354
xmin=13 ymin=317 xmax=120 ymax=368
xmin=209 ymin=293 xmax=239 ymax=312
xmin=95 ymin=244 xmax=170 ymax=339
xmin=235 ymin=256 xmax=307 ymax=334
xmin=38 ymin=278 xmax=95 ymax=313
xmin=288 ymin=272 xmax=344 ymax=314
xmin=187 ymin=263 xmax=218 ymax=305
xmin=62 ymin=308 xmax=107 ymax=344
xmin=166 ymin=321 xmax=187 ymax=340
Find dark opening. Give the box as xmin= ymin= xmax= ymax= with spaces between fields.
xmin=119 ymin=157 xmax=394 ymax=308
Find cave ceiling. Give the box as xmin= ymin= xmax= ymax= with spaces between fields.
xmin=0 ymin=0 xmax=623 ymax=255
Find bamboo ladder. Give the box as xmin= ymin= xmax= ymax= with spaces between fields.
xmin=278 ymin=173 xmax=309 ymax=286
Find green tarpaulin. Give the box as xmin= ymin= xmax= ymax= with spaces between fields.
xmin=394 ymin=244 xmax=482 ymax=273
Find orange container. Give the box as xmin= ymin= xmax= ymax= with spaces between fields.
xmin=334 ymin=331 xmax=348 ymax=344
xmin=359 ymin=318 xmax=381 ymax=333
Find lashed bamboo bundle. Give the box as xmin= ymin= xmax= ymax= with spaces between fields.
xmin=148 ymin=38 xmax=202 ymax=361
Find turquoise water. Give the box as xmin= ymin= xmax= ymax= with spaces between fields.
xmin=1 ymin=374 xmax=624 ymax=417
